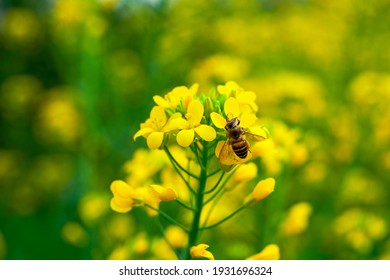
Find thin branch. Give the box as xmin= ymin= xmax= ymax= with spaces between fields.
xmin=175 ymin=198 xmax=195 ymax=211
xmin=203 ymin=168 xmax=236 ymax=205
xmin=207 ymin=168 xmax=222 ymax=177
xmin=200 ymin=205 xmax=246 ymax=230
xmin=144 ymin=204 xmax=189 ymax=233
xmin=201 ymin=187 xmax=226 ymax=229
xmin=152 ymin=217 xmax=181 ymax=259
xmin=204 ymin=172 xmax=225 ymax=194
xmin=164 ymin=147 xmax=196 ymax=196
xmin=164 ymin=146 xmax=199 ymax=179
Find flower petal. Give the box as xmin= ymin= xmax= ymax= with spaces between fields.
xmin=224 ymin=97 xmax=240 ymax=117
xmin=164 ymin=113 xmax=188 ymax=131
xmin=190 ymin=244 xmax=215 ymax=260
xmin=246 ymin=244 xmax=280 ymax=260
xmin=176 ymin=129 xmax=195 ymax=147
xmin=240 ymin=113 xmax=257 ymax=128
xmin=150 ymin=106 xmax=167 ymax=127
xmin=110 ymin=198 xmax=133 ymax=213
xmin=150 ymin=184 xmax=177 ymax=201
xmin=110 ymin=180 xmax=136 ymax=198
xmin=194 ymin=125 xmax=216 ymax=142
xmin=186 ymin=99 xmax=204 ymax=126
xmin=189 ymin=83 xmax=199 ymax=95
xmin=133 ymin=127 xmax=154 ymax=141
xmin=147 ymin=131 xmax=164 ymax=149
xmin=138 ymin=187 xmax=160 ymax=217
xmin=217 ymin=81 xmax=240 ymax=96
xmin=232 ymin=162 xmax=258 ymax=183
xmin=153 ymin=95 xmax=170 ymax=108
xmin=210 ymin=112 xmax=227 ymax=129
xmin=244 ymin=177 xmax=275 ymax=206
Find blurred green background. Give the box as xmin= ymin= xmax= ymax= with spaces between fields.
xmin=1 ymin=0 xmax=390 ymax=260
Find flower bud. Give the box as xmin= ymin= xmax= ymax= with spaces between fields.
xmin=246 ymin=244 xmax=280 ymax=260
xmin=244 ymin=177 xmax=275 ymax=207
xmin=190 ymin=244 xmax=215 ymax=260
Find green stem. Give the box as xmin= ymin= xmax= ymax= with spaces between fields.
xmin=185 ymin=142 xmax=209 ymax=259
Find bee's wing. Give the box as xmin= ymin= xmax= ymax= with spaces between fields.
xmin=245 ymin=132 xmax=266 ymax=144
xmin=218 ymin=139 xmax=251 ymax=165
xmin=218 ymin=140 xmax=236 ymax=165
xmin=215 ymin=140 xmax=236 ymax=172
xmin=244 ymin=125 xmax=269 ymax=144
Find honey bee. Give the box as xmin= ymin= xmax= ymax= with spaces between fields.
xmin=217 ymin=117 xmax=266 ymax=168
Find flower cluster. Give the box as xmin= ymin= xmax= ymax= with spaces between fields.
xmin=134 ymin=81 xmax=267 ymax=157
xmin=110 ymin=81 xmax=277 ymax=260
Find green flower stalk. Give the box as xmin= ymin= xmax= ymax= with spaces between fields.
xmin=110 ymin=81 xmax=277 ymax=260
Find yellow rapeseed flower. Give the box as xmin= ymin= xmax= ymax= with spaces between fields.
xmin=246 ymin=244 xmax=280 ymax=260
xmin=190 ymin=244 xmax=215 ymax=260
xmin=110 ymin=180 xmax=142 ymax=213
xmin=165 ymin=225 xmax=188 ymax=249
xmin=217 ymin=81 xmax=258 ymax=113
xmin=280 ymin=202 xmax=312 ymax=236
xmin=211 ymin=97 xmax=257 ymax=129
xmin=232 ymin=162 xmax=258 ymax=183
xmin=153 ymin=84 xmax=198 ymax=110
xmin=244 ymin=178 xmax=275 ymax=206
xmin=133 ymin=106 xmax=186 ymax=149
xmin=110 ymin=180 xmax=177 ymax=216
xmin=176 ymin=99 xmax=216 ymax=147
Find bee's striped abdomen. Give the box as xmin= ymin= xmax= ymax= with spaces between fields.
xmin=231 ymin=139 xmax=248 ymax=159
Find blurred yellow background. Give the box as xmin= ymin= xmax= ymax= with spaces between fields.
xmin=0 ymin=0 xmax=389 ymax=259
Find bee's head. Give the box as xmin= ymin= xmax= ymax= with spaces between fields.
xmin=225 ymin=117 xmax=240 ymax=130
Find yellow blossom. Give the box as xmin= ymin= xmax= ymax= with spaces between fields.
xmin=134 ymin=184 xmax=177 ymax=217
xmin=78 ymin=192 xmax=110 ymax=225
xmin=246 ymin=244 xmax=280 ymax=260
xmin=110 ymin=180 xmax=177 ymax=216
xmin=2 ymin=8 xmax=42 ymax=46
xmin=150 ymin=184 xmax=178 ymax=201
xmin=110 ymin=180 xmax=142 ymax=213
xmin=134 ymin=232 xmax=149 ymax=255
xmin=211 ymin=97 xmax=257 ymax=129
xmin=176 ymin=99 xmax=216 ymax=147
xmin=152 ymin=238 xmax=178 ymax=260
xmin=244 ymin=178 xmax=275 ymax=206
xmin=108 ymin=245 xmax=130 ymax=260
xmin=153 ymin=84 xmax=198 ymax=110
xmin=190 ymin=244 xmax=215 ymax=260
xmin=280 ymin=202 xmax=312 ymax=236
xmin=217 ymin=80 xmax=242 ymax=96
xmin=133 ymin=106 xmax=186 ymax=149
xmin=34 ymin=88 xmax=82 ymax=146
xmin=232 ymin=162 xmax=258 ymax=183
xmin=165 ymin=226 xmax=188 ymax=249
xmin=217 ymin=81 xmax=258 ymax=113
xmin=122 ymin=149 xmax=166 ymax=186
